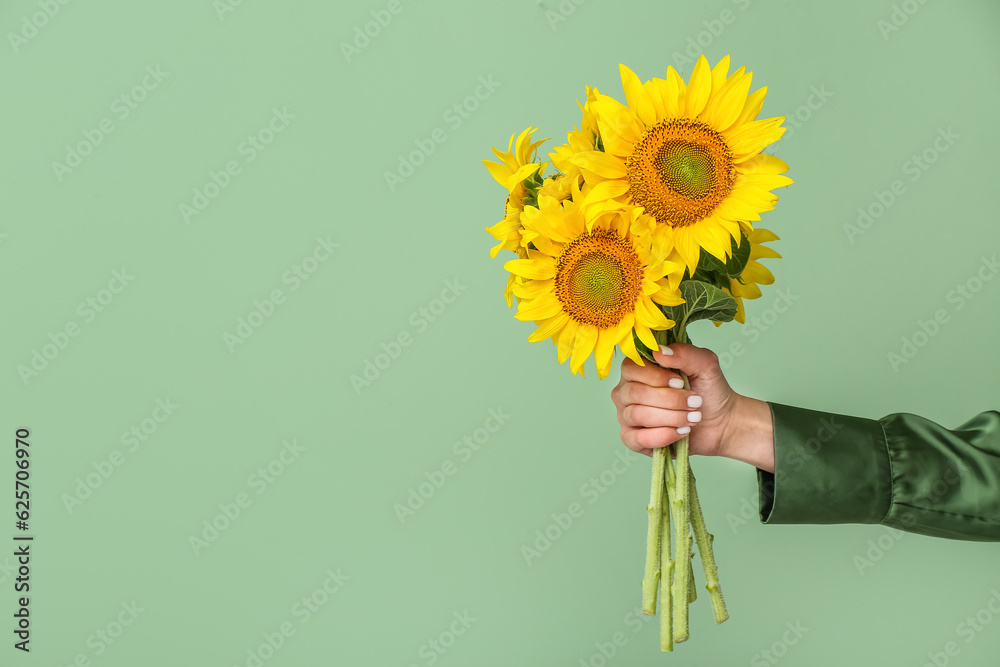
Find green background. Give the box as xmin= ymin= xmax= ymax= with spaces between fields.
xmin=1 ymin=0 xmax=999 ymax=664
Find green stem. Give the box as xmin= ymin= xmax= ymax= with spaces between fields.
xmin=641 ymin=446 xmax=668 ymax=614
xmin=659 ymin=463 xmax=673 ymax=652
xmin=671 ymin=372 xmax=692 ymax=643
xmin=689 ymin=467 xmax=730 ymax=624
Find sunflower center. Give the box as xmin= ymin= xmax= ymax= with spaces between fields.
xmin=656 ymin=140 xmax=714 ymax=198
xmin=625 ymin=118 xmax=735 ymax=227
xmin=555 ymin=230 xmax=642 ymax=329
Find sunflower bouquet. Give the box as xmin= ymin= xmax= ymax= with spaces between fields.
xmin=484 ymin=55 xmax=790 ymax=652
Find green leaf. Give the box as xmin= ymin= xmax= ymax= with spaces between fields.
xmin=696 ymin=233 xmax=750 ymax=278
xmin=631 ymin=280 xmax=736 ymax=365
xmin=661 ymin=280 xmax=738 ymax=334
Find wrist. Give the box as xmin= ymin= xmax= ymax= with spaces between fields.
xmin=718 ymin=394 xmax=776 ymax=472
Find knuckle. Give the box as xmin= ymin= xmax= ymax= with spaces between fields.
xmin=622 ymin=404 xmax=638 ymax=426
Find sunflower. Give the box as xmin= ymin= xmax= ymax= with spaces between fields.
xmin=484 ymin=128 xmax=550 ymax=306
xmin=484 ymin=127 xmax=548 ymax=259
xmin=568 ymin=55 xmax=792 ymax=276
xmin=505 ymin=181 xmax=685 ymax=379
xmin=723 ymin=223 xmax=781 ymax=324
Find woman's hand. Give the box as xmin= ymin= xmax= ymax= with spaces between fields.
xmin=610 ymin=342 xmax=775 ymax=471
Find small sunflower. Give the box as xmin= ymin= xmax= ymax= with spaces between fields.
xmin=568 ymin=56 xmax=792 ymax=276
xmin=505 ymin=182 xmax=685 ymax=379
xmin=484 ymin=127 xmax=548 ymax=259
xmin=723 ymin=224 xmax=781 ymax=324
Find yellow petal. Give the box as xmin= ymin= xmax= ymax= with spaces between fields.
xmin=619 ymin=64 xmax=656 ymax=126
xmin=514 ymin=278 xmax=554 ymax=300
xmin=739 ymin=153 xmax=789 ymax=175
xmin=594 ymin=327 xmax=619 ymax=380
xmin=617 ymin=314 xmax=643 ymax=366
xmin=633 ymin=322 xmax=657 ymax=352
xmin=504 ymin=257 xmax=555 ymax=280
xmin=731 ymin=86 xmax=767 ymax=128
xmin=702 ymin=69 xmax=752 ymax=133
xmin=636 ymin=296 xmax=674 ymax=330
xmin=568 ymin=150 xmax=628 ymax=179
xmin=590 ymin=94 xmax=643 ymax=157
xmin=710 ymin=55 xmax=731 ymax=93
xmin=482 ymin=159 xmax=514 ymax=188
xmin=666 ymin=66 xmax=686 ymax=100
xmin=527 ymin=312 xmax=570 ymax=343
xmin=504 ymin=163 xmax=541 ymax=190
xmin=684 ymin=55 xmax=712 ymax=117
xmin=727 ymin=117 xmax=786 ymax=160
xmin=514 ymin=293 xmax=562 ymax=321
xmin=651 ymin=287 xmax=685 ymax=307
xmin=570 ymin=324 xmax=599 ymax=375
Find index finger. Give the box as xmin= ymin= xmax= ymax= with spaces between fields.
xmin=620 ymin=355 xmax=683 ymax=388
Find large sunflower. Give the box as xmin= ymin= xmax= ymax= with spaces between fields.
xmin=568 ymin=55 xmax=792 ymax=275
xmin=505 ymin=181 xmax=685 ymax=379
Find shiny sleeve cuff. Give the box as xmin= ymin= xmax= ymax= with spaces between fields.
xmin=756 ymin=402 xmax=892 ymax=525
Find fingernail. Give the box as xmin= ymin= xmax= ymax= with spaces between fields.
xmin=676 ymin=426 xmax=691 ymax=435
xmin=659 ymin=345 xmax=673 ymax=356
xmin=668 ymin=378 xmax=684 ymax=389
xmin=687 ymin=395 xmax=702 ymax=409
xmin=688 ymin=411 xmax=702 ymax=423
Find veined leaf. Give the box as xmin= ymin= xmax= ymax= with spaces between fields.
xmin=661 ymin=280 xmax=738 ymax=332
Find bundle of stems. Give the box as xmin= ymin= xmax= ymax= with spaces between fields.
xmin=640 ymin=370 xmax=728 ymax=651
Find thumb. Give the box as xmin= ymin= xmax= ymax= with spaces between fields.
xmin=651 ymin=342 xmax=724 ymax=385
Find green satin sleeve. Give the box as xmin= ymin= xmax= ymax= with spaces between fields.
xmin=755 ymin=402 xmax=1000 ymax=542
